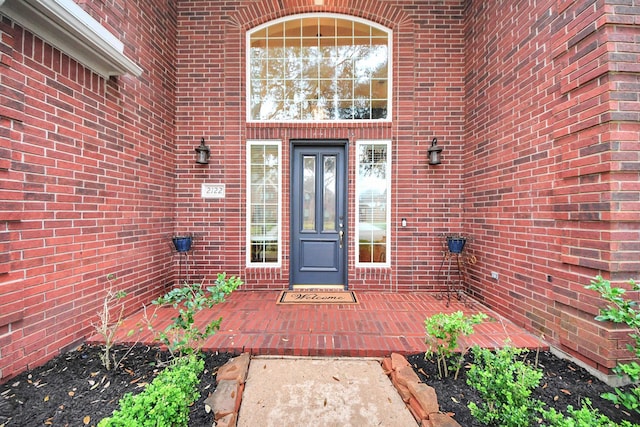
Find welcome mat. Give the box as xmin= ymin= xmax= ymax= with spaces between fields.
xmin=277 ymin=290 xmax=358 ymax=305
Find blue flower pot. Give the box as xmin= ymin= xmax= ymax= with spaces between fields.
xmin=172 ymin=237 xmax=192 ymax=252
xmin=447 ymin=237 xmax=466 ymax=253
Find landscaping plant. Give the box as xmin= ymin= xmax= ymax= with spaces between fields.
xmin=152 ymin=272 xmax=242 ymax=356
xmin=98 ymin=354 xmax=204 ymax=427
xmin=93 ymin=274 xmax=134 ymax=370
xmin=542 ymin=398 xmax=640 ymax=427
xmin=424 ymin=311 xmax=488 ymax=379
xmin=466 ymin=345 xmax=544 ymax=426
xmin=586 ymin=275 xmax=640 ymax=415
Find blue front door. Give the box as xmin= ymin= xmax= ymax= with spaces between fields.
xmin=290 ymin=141 xmax=347 ymax=287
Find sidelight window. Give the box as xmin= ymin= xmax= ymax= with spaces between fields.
xmin=247 ymin=141 xmax=281 ymax=265
xmin=356 ymin=141 xmax=390 ymax=265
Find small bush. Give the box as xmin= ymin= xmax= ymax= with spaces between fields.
xmin=542 ymin=398 xmax=640 ymax=427
xmin=152 ymin=272 xmax=242 ymax=356
xmin=466 ymin=345 xmax=544 ymax=427
xmin=424 ymin=311 xmax=487 ymax=379
xmin=586 ymin=275 xmax=640 ymax=415
xmin=98 ymin=355 xmax=204 ymax=427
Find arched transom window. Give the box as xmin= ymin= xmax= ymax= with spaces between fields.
xmin=247 ymin=14 xmax=391 ymax=122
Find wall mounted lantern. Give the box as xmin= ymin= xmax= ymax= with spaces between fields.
xmin=427 ymin=137 xmax=443 ymax=165
xmin=195 ymin=137 xmax=210 ymax=164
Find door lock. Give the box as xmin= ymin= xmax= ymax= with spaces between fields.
xmin=339 ymin=230 xmax=344 ymax=249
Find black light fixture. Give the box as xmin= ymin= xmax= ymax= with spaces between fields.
xmin=195 ymin=137 xmax=210 ymax=164
xmin=427 ymin=137 xmax=443 ymax=165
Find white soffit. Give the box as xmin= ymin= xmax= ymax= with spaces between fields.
xmin=0 ymin=0 xmax=143 ymax=78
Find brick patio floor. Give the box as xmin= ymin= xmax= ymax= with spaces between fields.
xmin=94 ymin=291 xmax=545 ymax=357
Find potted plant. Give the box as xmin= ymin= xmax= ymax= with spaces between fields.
xmin=442 ymin=233 xmax=468 ymax=254
xmin=172 ymin=233 xmax=193 ymax=252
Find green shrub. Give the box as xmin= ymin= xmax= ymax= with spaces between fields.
xmin=586 ymin=275 xmax=640 ymax=415
xmin=466 ymin=345 xmax=544 ymax=427
xmin=153 ymin=272 xmax=242 ymax=356
xmin=542 ymin=398 xmax=640 ymax=427
xmin=98 ymin=355 xmax=204 ymax=427
xmin=424 ymin=311 xmax=487 ymax=379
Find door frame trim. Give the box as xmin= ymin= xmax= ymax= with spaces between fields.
xmin=289 ymin=139 xmax=349 ymax=289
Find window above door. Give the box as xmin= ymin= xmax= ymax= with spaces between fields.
xmin=247 ymin=14 xmax=392 ymax=122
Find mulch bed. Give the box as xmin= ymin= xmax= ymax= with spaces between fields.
xmin=1 ymin=344 xmax=639 ymax=426
xmin=0 ymin=345 xmax=232 ymax=426
xmin=407 ymin=350 xmax=639 ymax=426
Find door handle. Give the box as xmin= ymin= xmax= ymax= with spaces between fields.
xmin=339 ymin=230 xmax=344 ymax=249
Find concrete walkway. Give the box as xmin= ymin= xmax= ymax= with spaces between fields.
xmin=236 ymin=357 xmax=417 ymax=427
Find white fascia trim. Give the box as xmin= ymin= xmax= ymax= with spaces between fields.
xmin=0 ymin=0 xmax=143 ymax=78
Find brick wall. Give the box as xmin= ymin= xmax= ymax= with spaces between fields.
xmin=0 ymin=0 xmax=178 ymax=380
xmin=174 ymin=0 xmax=467 ymax=292
xmin=464 ymin=0 xmax=640 ymax=373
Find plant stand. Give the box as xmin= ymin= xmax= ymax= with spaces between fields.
xmin=176 ymin=251 xmax=191 ymax=284
xmin=436 ymin=237 xmax=477 ymax=307
xmin=437 ymin=252 xmax=471 ymax=307
xmin=172 ymin=236 xmax=193 ymax=284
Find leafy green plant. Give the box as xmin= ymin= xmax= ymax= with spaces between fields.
xmin=152 ymin=272 xmax=242 ymax=356
xmin=93 ymin=274 xmax=133 ymax=370
xmin=466 ymin=345 xmax=544 ymax=427
xmin=98 ymin=355 xmax=204 ymax=427
xmin=586 ymin=275 xmax=640 ymax=415
xmin=424 ymin=311 xmax=488 ymax=379
xmin=542 ymin=398 xmax=640 ymax=427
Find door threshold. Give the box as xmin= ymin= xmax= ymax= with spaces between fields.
xmin=291 ymin=284 xmax=346 ymax=290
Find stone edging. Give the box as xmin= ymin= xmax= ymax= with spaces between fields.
xmin=204 ymin=353 xmax=250 ymax=427
xmin=382 ymin=353 xmax=461 ymax=427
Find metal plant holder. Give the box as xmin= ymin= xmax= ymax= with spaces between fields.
xmin=437 ymin=234 xmax=477 ymax=307
xmin=171 ymin=234 xmax=195 ymax=284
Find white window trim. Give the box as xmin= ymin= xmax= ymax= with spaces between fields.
xmin=246 ymin=12 xmax=392 ymax=124
xmin=356 ymin=139 xmax=391 ymax=268
xmin=0 ymin=0 xmax=142 ymax=77
xmin=246 ymin=140 xmax=282 ymax=267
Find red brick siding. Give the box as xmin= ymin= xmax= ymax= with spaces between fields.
xmin=464 ymin=0 xmax=640 ymax=373
xmin=0 ymin=0 xmax=178 ymax=380
xmin=175 ymin=0 xmax=466 ymax=293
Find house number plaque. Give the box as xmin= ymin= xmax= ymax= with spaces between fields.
xmin=201 ymin=183 xmax=225 ymax=199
